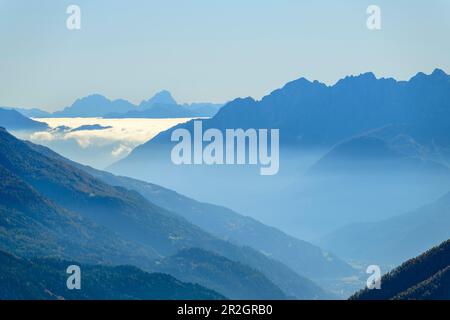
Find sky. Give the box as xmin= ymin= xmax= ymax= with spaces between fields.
xmin=0 ymin=0 xmax=449 ymax=111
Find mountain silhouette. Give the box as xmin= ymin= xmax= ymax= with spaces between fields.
xmin=116 ymin=68 xmax=450 ymax=152
xmin=140 ymin=90 xmax=178 ymax=108
xmin=52 ymin=94 xmax=136 ymax=117
xmin=106 ymin=90 xmax=223 ymax=118
xmin=109 ymin=70 xmax=450 ymax=238
xmin=70 ymin=124 xmax=112 ymax=132
xmin=0 ymin=108 xmax=49 ymax=131
xmin=45 ymin=90 xmax=222 ymax=118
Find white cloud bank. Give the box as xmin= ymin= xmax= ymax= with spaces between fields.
xmin=26 ymin=117 xmax=194 ymax=168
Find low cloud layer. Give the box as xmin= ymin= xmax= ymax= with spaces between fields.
xmin=26 ymin=117 xmax=192 ymax=168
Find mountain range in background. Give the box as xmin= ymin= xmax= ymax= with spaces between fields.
xmin=123 ymin=69 xmax=450 ymax=147
xmin=110 ymin=69 xmax=450 ymax=239
xmin=5 ymin=90 xmax=223 ymax=119
xmin=114 ymin=68 xmax=450 ymax=169
xmin=106 ymin=90 xmax=223 ymax=118
xmin=2 ymin=69 xmax=450 ymax=300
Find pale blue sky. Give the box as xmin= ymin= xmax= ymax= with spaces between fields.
xmin=1 ymin=0 xmax=449 ymax=111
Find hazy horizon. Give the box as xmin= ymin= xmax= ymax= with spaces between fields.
xmin=1 ymin=0 xmax=449 ymax=111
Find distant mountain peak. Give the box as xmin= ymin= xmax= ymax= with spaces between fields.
xmin=335 ymin=72 xmax=379 ymax=87
xmin=430 ymin=68 xmax=449 ymax=81
xmin=112 ymin=98 xmax=131 ymax=104
xmin=347 ymin=72 xmax=377 ymax=80
xmin=141 ymin=90 xmax=177 ymax=107
xmin=233 ymin=96 xmax=256 ymax=104
xmin=215 ymin=97 xmax=256 ymax=115
xmin=68 ymin=94 xmax=111 ymax=108
xmin=432 ymin=68 xmax=448 ymax=76
xmin=79 ymin=93 xmax=109 ymax=101
xmin=52 ymin=94 xmax=136 ymax=117
xmin=89 ymin=93 xmax=106 ymax=97
xmin=360 ymin=71 xmax=376 ymax=78
xmin=156 ymin=89 xmax=173 ymax=96
xmin=282 ymin=77 xmax=316 ymax=89
xmin=410 ymin=68 xmax=449 ymax=82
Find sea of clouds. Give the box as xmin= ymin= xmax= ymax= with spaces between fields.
xmin=25 ymin=117 xmax=193 ymax=168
